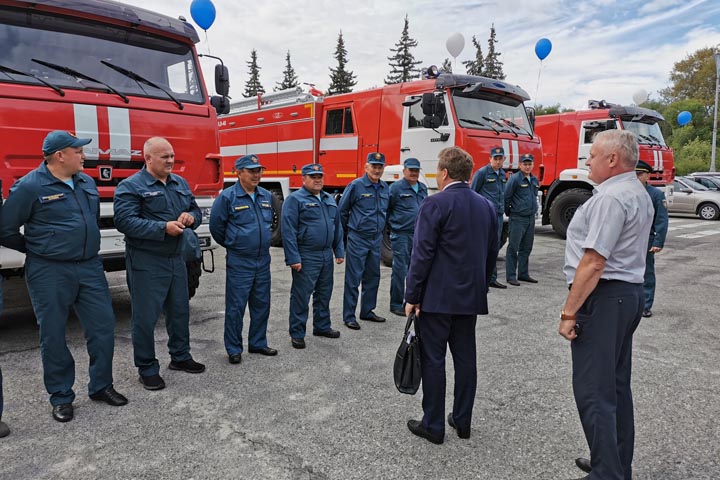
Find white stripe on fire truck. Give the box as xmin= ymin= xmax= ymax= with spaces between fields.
xmin=319 ymin=136 xmax=358 ymax=151
xmin=278 ymin=139 xmax=313 ymax=153
xmin=108 ymin=107 xmax=131 ymax=161
xmin=73 ymin=104 xmax=100 ymax=159
xmin=220 ymin=145 xmax=247 ymax=157
xmin=512 ymin=140 xmax=520 ymax=167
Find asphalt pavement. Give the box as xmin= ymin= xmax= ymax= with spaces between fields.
xmin=0 ymin=217 xmax=718 ymax=480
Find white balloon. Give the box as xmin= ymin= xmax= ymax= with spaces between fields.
xmin=446 ymin=32 xmax=465 ymax=59
xmin=632 ymin=89 xmax=648 ymax=105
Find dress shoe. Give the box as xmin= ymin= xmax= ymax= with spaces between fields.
xmin=489 ymin=280 xmax=507 ymax=289
xmin=169 ymin=358 xmax=206 ymax=373
xmin=642 ymin=309 xmax=653 ymax=318
xmin=248 ymin=346 xmax=278 ymax=356
xmin=313 ymin=329 xmax=340 ymax=338
xmin=518 ymin=276 xmax=538 ymax=283
xmin=52 ymin=403 xmax=74 ymax=423
xmin=360 ymin=312 xmax=386 ymax=322
xmin=507 ymin=279 xmax=521 ymax=286
xmin=0 ymin=421 xmax=10 ymax=438
xmin=89 ymin=386 xmax=128 ymax=406
xmin=291 ymin=338 xmax=306 ymax=349
xmin=390 ymin=309 xmax=406 ymax=316
xmin=344 ymin=321 xmax=361 ymax=330
xmin=575 ymin=457 xmax=592 ymax=473
xmin=407 ymin=419 xmax=444 ymax=445
xmin=228 ymin=353 xmax=242 ymax=364
xmin=139 ymin=374 xmax=166 ymax=391
xmin=447 ymin=413 xmax=470 ymax=439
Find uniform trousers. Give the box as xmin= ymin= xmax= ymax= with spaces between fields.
xmin=491 ymin=212 xmax=503 ymax=282
xmin=643 ymin=251 xmax=656 ymax=310
xmin=506 ymin=214 xmax=534 ymax=281
xmin=126 ymin=248 xmax=191 ymax=377
xmin=389 ymin=232 xmax=412 ymax=311
xmin=572 ymin=280 xmax=643 ymax=480
xmin=288 ymin=248 xmax=334 ymax=339
xmin=343 ymin=232 xmax=382 ymax=323
xmin=25 ymin=256 xmax=115 ymax=405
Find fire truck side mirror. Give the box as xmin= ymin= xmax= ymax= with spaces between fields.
xmin=423 ymin=116 xmax=442 ymax=129
xmin=526 ymin=106 xmax=536 ymax=130
xmin=215 ymin=64 xmax=230 ymax=97
xmin=421 ymin=93 xmax=436 ymax=116
xmin=211 ymin=95 xmax=230 ymax=115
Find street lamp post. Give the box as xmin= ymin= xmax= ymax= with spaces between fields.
xmin=711 ymin=52 xmax=720 ymax=172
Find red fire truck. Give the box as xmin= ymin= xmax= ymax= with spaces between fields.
xmin=218 ymin=72 xmax=542 ymax=254
xmin=534 ymin=100 xmax=675 ymax=237
xmin=0 ymin=0 xmax=229 ymax=296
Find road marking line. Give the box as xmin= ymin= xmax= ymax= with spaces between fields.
xmin=677 ymin=230 xmax=720 ymax=239
xmin=668 ymin=222 xmax=710 ymax=231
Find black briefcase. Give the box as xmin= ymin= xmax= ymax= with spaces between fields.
xmin=393 ymin=312 xmax=422 ymax=395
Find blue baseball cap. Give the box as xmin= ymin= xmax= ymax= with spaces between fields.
xmin=367 ymin=152 xmax=386 ymax=165
xmin=403 ymin=158 xmax=421 ymax=169
xmin=302 ymin=163 xmax=324 ymax=176
xmin=42 ymin=130 xmax=92 ymax=156
xmin=520 ymin=153 xmax=534 ymax=163
xmin=235 ymin=154 xmax=264 ymax=171
xmin=490 ymin=146 xmax=505 ymax=157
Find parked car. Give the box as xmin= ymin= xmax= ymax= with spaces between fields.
xmin=686 ymin=173 xmax=720 ymax=191
xmin=670 ymin=177 xmax=720 ymax=220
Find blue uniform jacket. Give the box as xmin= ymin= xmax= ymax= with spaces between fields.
xmin=209 ymin=183 xmax=273 ymax=256
xmin=387 ymin=178 xmax=427 ymax=234
xmin=0 ymin=162 xmax=101 ymax=261
xmin=470 ymin=165 xmax=506 ymax=215
xmin=114 ymin=167 xmax=201 ymax=256
xmin=281 ymin=187 xmax=344 ymax=265
xmin=504 ymin=171 xmax=539 ymax=217
xmin=338 ymin=174 xmax=389 ymax=237
xmin=404 ymin=182 xmax=498 ymax=315
xmin=646 ymin=184 xmax=668 ymax=249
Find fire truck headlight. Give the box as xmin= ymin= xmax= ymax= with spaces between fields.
xmin=200 ymin=207 xmax=212 ymax=224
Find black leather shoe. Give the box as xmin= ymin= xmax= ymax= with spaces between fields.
xmin=489 ymin=281 xmax=507 ymax=289
xmin=575 ymin=457 xmax=592 ymax=473
xmin=360 ymin=312 xmax=386 ymax=322
xmin=344 ymin=321 xmax=361 ymax=330
xmin=169 ymin=358 xmax=206 ymax=373
xmin=139 ymin=374 xmax=166 ymax=391
xmin=642 ymin=309 xmax=653 ymax=318
xmin=0 ymin=421 xmax=9 ymax=438
xmin=518 ymin=276 xmax=538 ymax=283
xmin=248 ymin=346 xmax=278 ymax=356
xmin=89 ymin=386 xmax=128 ymax=406
xmin=291 ymin=338 xmax=306 ymax=349
xmin=313 ymin=329 xmax=340 ymax=338
xmin=52 ymin=403 xmax=74 ymax=423
xmin=407 ymin=419 xmax=443 ymax=444
xmin=507 ymin=279 xmax=521 ymax=286
xmin=390 ymin=309 xmax=406 ymax=316
xmin=228 ymin=353 xmax=242 ymax=364
xmin=447 ymin=413 xmax=470 ymax=439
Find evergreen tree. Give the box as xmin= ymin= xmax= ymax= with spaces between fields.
xmin=275 ymin=51 xmax=299 ymax=91
xmin=463 ymin=36 xmax=484 ymax=76
xmin=441 ymin=58 xmax=453 ymax=74
xmin=385 ymin=15 xmax=423 ymax=84
xmin=327 ymin=31 xmax=357 ymax=95
xmin=483 ymin=24 xmax=505 ymax=80
xmin=243 ymin=49 xmax=265 ymax=97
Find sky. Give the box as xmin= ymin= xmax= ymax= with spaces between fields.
xmin=126 ymin=0 xmax=720 ymax=110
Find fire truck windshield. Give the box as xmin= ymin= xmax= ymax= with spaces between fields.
xmin=0 ymin=8 xmax=203 ymax=103
xmin=452 ymin=90 xmax=532 ymax=135
xmin=622 ymin=121 xmax=667 ymax=147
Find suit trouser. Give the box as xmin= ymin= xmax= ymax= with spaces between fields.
xmin=126 ymin=248 xmax=192 ymax=377
xmin=506 ymin=214 xmax=534 ymax=281
xmin=491 ymin=212 xmax=503 ymax=282
xmin=288 ymin=249 xmax=334 ymax=339
xmin=225 ymin=252 xmax=271 ymax=354
xmin=415 ymin=312 xmax=477 ymax=437
xmin=389 ymin=232 xmax=412 ymax=311
xmin=25 ymin=256 xmax=116 ymax=406
xmin=572 ymin=281 xmax=643 ymax=480
xmin=643 ymin=251 xmax=656 ymax=310
xmin=343 ymin=232 xmax=381 ymax=323
xmin=0 ymin=367 xmax=3 ymax=420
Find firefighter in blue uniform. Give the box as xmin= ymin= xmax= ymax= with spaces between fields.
xmin=0 ymin=130 xmax=127 ymax=423
xmin=282 ymin=164 xmax=345 ymax=349
xmin=114 ymin=137 xmax=206 ymax=391
xmin=339 ymin=152 xmax=390 ymax=329
xmin=504 ymin=153 xmax=539 ymax=286
xmin=635 ymin=160 xmax=669 ymax=318
xmin=471 ymin=146 xmax=507 ymax=289
xmin=0 ymin=187 xmax=8 ymax=437
xmin=387 ymin=158 xmax=427 ymax=316
xmin=210 ymin=154 xmax=277 ymax=363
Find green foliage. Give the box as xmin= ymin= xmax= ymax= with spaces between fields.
xmin=275 ymin=51 xmax=299 ymax=92
xmin=242 ymin=49 xmax=265 ymax=98
xmin=441 ymin=58 xmax=453 ymax=74
xmin=534 ymin=103 xmax=575 ymax=115
xmin=661 ymin=99 xmax=713 ymax=150
xmin=327 ymin=31 xmax=357 ymax=95
xmin=483 ymin=24 xmax=505 ymax=80
xmin=463 ymin=35 xmax=484 ymax=76
xmin=385 ymin=15 xmax=422 ymax=84
xmin=674 ymin=137 xmax=715 ymax=175
xmin=660 ymin=46 xmax=718 ymax=106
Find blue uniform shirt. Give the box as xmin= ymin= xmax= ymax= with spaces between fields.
xmin=209 ymin=183 xmax=273 ymax=256
xmin=504 ymin=171 xmax=539 ymax=217
xmin=471 ymin=165 xmax=506 ymax=214
xmin=338 ymin=174 xmax=389 ymax=237
xmin=387 ymin=178 xmax=427 ymax=234
xmin=114 ymin=167 xmax=201 ymax=256
xmin=0 ymin=162 xmax=101 ymax=261
xmin=646 ymin=184 xmax=669 ymax=249
xmin=281 ymin=186 xmax=345 ymax=265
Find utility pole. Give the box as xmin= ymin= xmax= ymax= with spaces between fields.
xmin=711 ymin=52 xmax=720 ymax=172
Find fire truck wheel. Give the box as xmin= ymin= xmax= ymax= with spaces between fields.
xmin=381 ymin=225 xmax=393 ymax=267
xmin=269 ymin=189 xmax=284 ymax=247
xmin=549 ymin=188 xmax=592 ymax=238
xmin=187 ymin=260 xmax=202 ymax=299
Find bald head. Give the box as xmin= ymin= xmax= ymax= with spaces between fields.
xmin=144 ymin=137 xmax=175 ymax=181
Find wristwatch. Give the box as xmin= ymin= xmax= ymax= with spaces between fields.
xmin=560 ymin=310 xmax=576 ymax=321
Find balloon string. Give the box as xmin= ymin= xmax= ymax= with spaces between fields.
xmin=534 ymin=61 xmax=543 ymax=108
xmin=205 ymin=30 xmax=211 ymax=54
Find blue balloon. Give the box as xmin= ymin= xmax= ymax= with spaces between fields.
xmin=677 ymin=110 xmax=692 ymax=126
xmin=535 ymin=38 xmax=552 ymax=61
xmin=190 ymin=0 xmax=216 ymax=31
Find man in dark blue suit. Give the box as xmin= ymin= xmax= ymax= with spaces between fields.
xmin=404 ymin=146 xmax=499 ymax=444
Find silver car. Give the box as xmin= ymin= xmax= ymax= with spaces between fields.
xmin=670 ymin=177 xmax=720 ymax=220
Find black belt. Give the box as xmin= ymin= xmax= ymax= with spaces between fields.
xmin=568 ymin=278 xmax=624 ymax=291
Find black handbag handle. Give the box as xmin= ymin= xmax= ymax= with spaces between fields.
xmin=404 ymin=312 xmax=417 ymax=337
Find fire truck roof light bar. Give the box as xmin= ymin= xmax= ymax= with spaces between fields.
xmin=226 ymin=87 xmax=320 ymax=115
xmin=435 ymin=74 xmax=530 ymax=102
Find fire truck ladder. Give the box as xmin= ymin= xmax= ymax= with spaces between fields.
xmin=227 ymin=87 xmax=320 ymax=115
